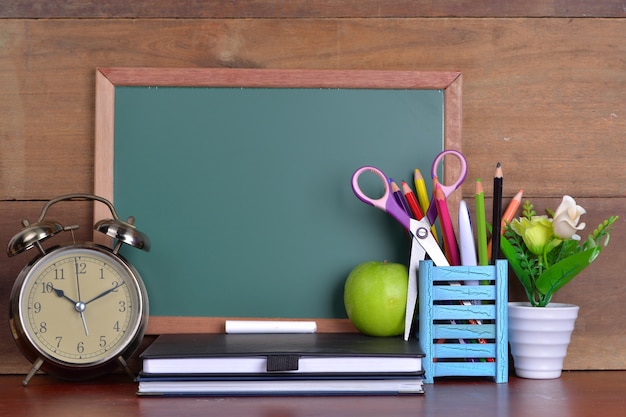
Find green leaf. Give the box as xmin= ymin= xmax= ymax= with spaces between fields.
xmin=500 ymin=237 xmax=533 ymax=292
xmin=534 ymin=247 xmax=602 ymax=296
xmin=546 ymin=239 xmax=578 ymax=266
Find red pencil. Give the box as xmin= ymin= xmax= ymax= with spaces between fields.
xmin=401 ymin=181 xmax=425 ymax=220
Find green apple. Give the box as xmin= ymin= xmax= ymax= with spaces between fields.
xmin=343 ymin=261 xmax=408 ymax=337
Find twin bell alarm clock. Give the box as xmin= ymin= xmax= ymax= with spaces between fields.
xmin=6 ymin=194 xmax=150 ymax=386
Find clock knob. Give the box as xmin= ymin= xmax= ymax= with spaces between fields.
xmin=94 ymin=217 xmax=151 ymax=252
xmin=7 ymin=219 xmax=64 ymax=256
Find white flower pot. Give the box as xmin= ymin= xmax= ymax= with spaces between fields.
xmin=508 ymin=301 xmax=579 ymax=379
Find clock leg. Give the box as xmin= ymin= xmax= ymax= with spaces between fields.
xmin=22 ymin=357 xmax=44 ymax=386
xmin=117 ymin=356 xmax=136 ymax=380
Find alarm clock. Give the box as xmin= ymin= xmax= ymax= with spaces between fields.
xmin=7 ymin=194 xmax=150 ymax=386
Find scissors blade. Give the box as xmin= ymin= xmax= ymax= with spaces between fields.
xmin=409 ymin=218 xmax=450 ymax=267
xmin=404 ymin=240 xmax=423 ymax=341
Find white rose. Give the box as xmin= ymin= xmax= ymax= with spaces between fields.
xmin=552 ymin=195 xmax=586 ymax=240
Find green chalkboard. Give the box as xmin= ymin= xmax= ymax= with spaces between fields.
xmin=94 ymin=68 xmax=462 ymax=320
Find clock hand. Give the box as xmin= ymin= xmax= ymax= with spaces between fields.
xmin=51 ymin=286 xmax=89 ymax=336
xmin=52 ymin=287 xmax=78 ymax=305
xmin=85 ymin=282 xmax=126 ymax=305
xmin=72 ymin=258 xmax=90 ymax=336
xmin=79 ymin=310 xmax=89 ymax=336
xmin=74 ymin=257 xmax=83 ymax=302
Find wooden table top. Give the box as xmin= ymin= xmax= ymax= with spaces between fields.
xmin=1 ymin=371 xmax=625 ymax=416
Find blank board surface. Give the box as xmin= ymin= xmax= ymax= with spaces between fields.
xmin=94 ymin=68 xmax=462 ymax=320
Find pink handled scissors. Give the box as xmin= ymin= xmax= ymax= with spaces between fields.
xmin=352 ymin=166 xmax=449 ymax=341
xmin=425 ymin=149 xmax=468 ymax=224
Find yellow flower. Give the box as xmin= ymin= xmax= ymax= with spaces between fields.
xmin=509 ymin=215 xmax=554 ymax=255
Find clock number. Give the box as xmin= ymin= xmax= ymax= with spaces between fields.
xmin=33 ymin=302 xmax=42 ymax=314
xmin=77 ymin=341 xmax=85 ymax=353
xmin=99 ymin=268 xmax=105 ymax=279
xmin=111 ymin=281 xmax=119 ymax=292
xmin=39 ymin=322 xmax=47 ymax=333
xmin=55 ymin=336 xmax=62 ymax=348
xmin=54 ymin=268 xmax=65 ymax=280
xmin=99 ymin=336 xmax=107 ymax=347
xmin=118 ymin=301 xmax=126 ymax=312
xmin=77 ymin=262 xmax=87 ymax=274
xmin=113 ymin=321 xmax=120 ymax=332
xmin=41 ymin=282 xmax=54 ymax=294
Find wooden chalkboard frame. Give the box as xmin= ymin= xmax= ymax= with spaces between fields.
xmin=94 ymin=67 xmax=462 ymax=334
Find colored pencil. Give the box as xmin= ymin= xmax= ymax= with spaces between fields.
xmin=401 ymin=181 xmax=424 ymax=219
xmin=413 ymin=169 xmax=430 ymax=215
xmin=501 ymin=189 xmax=524 ymax=229
xmin=414 ymin=169 xmax=439 ymax=242
xmin=487 ymin=189 xmax=523 ymax=257
xmin=389 ymin=179 xmax=412 ymax=217
xmin=434 ymin=182 xmax=460 ymax=266
xmin=475 ymin=179 xmax=489 ymax=266
xmin=457 ymin=199 xmax=490 ymax=361
xmin=432 ymin=182 xmax=463 ymax=349
xmin=491 ymin=163 xmax=503 ymax=264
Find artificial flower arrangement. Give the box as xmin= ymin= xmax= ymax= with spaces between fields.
xmin=501 ymin=195 xmax=618 ymax=307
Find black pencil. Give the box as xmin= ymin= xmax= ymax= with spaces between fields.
xmin=491 ymin=163 xmax=503 ymax=264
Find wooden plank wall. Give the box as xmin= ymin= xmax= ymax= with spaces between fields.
xmin=1 ymin=1 xmax=625 ymax=373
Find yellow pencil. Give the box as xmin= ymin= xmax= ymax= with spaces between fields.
xmin=413 ymin=169 xmax=430 ymax=214
xmin=414 ymin=168 xmax=438 ymax=242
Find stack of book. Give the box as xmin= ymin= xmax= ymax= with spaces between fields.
xmin=136 ymin=332 xmax=425 ymax=396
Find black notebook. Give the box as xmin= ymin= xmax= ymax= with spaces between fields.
xmin=140 ymin=333 xmax=424 ymax=375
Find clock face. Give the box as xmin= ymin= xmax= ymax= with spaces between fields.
xmin=12 ymin=244 xmax=147 ymax=367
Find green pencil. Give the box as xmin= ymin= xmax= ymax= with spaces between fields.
xmin=475 ymin=178 xmax=489 ymax=266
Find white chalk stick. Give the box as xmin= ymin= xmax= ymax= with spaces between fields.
xmin=225 ymin=320 xmax=317 ymax=334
